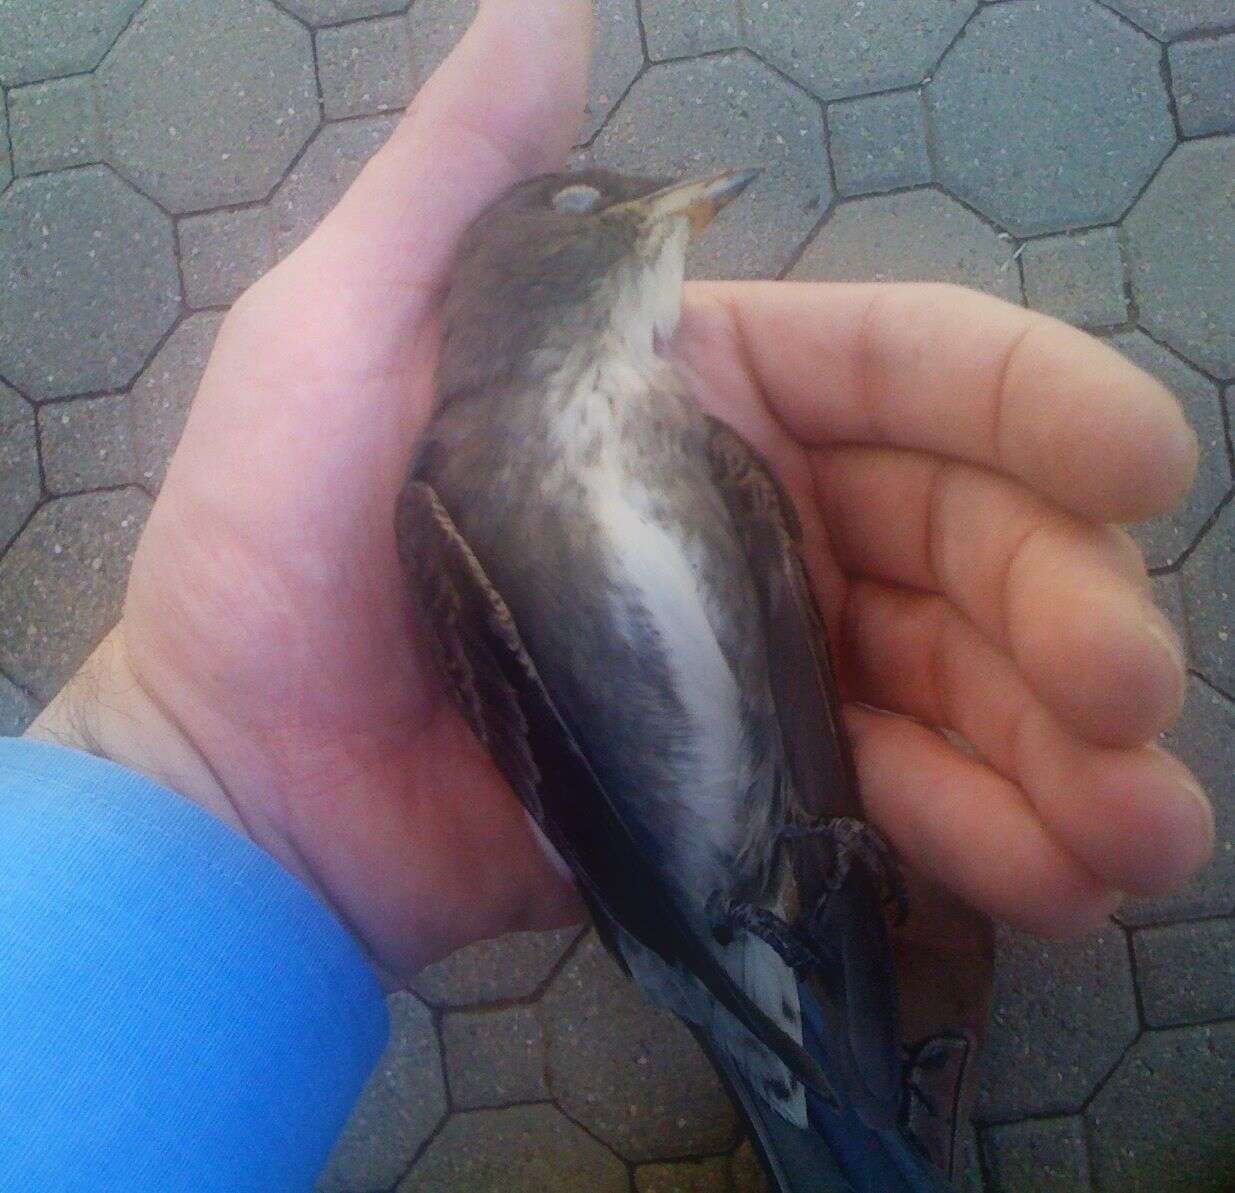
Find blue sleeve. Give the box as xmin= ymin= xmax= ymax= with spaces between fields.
xmin=0 ymin=737 xmax=389 ymax=1192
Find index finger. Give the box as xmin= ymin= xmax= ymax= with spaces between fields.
xmin=687 ymin=281 xmax=1198 ymax=523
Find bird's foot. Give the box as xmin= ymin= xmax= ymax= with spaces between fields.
xmin=707 ymin=893 xmax=826 ymax=976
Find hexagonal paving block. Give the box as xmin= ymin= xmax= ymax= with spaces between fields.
xmin=1119 ymin=678 xmax=1234 ymax=925
xmin=403 ymin=1103 xmax=627 ymax=1192
xmin=641 ymin=0 xmax=740 ymax=60
xmin=38 ymin=393 xmax=136 ymax=493
xmin=927 ymin=0 xmax=1173 ymax=236
xmin=130 ymin=313 xmax=225 ymax=492
xmin=1021 ymin=228 xmax=1128 ymax=330
xmin=636 ymin=1156 xmax=731 ymax=1191
xmin=0 ymin=166 xmax=180 ymax=401
xmin=746 ymin=0 xmax=976 ymax=102
xmin=8 ymin=75 xmax=103 ymax=176
xmin=981 ymin=1116 xmax=1090 ymax=1193
xmin=789 ymin=188 xmax=1020 ymax=302
xmin=1124 ymin=138 xmax=1235 ymax=380
xmin=316 ymin=16 xmax=414 ymax=120
xmin=178 ymin=207 xmax=275 ymax=309
xmin=316 ymin=992 xmax=446 ymax=1193
xmin=278 ymin=0 xmax=404 ymax=24
xmin=441 ymin=1005 xmax=548 ymax=1109
xmin=98 ymin=0 xmax=319 ymax=214
xmin=0 ymin=672 xmax=37 ymax=736
xmin=1 ymin=100 xmax=11 ymax=191
xmin=270 ymin=114 xmax=399 ymax=258
xmin=1107 ymin=331 xmax=1230 ymax=569
xmin=1086 ymin=1023 xmax=1235 ymax=1193
xmin=1103 ymin=1 xmax=1235 ymax=40
xmin=542 ymin=932 xmax=737 ymax=1161
xmin=0 ymin=383 xmax=40 ymax=552
xmin=828 ymin=89 xmax=932 ymax=198
xmin=410 ymin=925 xmax=581 ymax=1007
xmin=1132 ymin=919 xmax=1235 ymax=1028
xmin=1180 ymin=501 xmax=1234 ymax=698
xmin=0 ymin=0 xmax=142 ymax=87
xmin=975 ymin=925 xmax=1138 ymax=1122
xmin=0 ymin=489 xmax=150 ymax=701
xmin=1170 ymin=33 xmax=1235 ymax=138
xmin=589 ymin=53 xmax=829 ymax=278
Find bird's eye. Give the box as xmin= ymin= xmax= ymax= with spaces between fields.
xmin=551 ymin=184 xmax=603 ymax=214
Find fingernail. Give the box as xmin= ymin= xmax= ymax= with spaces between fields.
xmin=1143 ymin=614 xmax=1187 ymax=705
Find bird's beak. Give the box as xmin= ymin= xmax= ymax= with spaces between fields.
xmin=631 ymin=168 xmax=762 ymax=233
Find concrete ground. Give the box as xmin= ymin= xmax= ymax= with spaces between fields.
xmin=0 ymin=1 xmax=1232 ymax=1190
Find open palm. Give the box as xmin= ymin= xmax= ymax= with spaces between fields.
xmin=67 ymin=0 xmax=1208 ymax=984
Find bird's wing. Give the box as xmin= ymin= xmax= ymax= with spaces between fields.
xmin=703 ymin=416 xmax=904 ymax=1126
xmin=396 ymin=477 xmax=835 ymax=1103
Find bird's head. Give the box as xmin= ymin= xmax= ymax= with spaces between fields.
xmin=436 ymin=167 xmax=759 ymax=399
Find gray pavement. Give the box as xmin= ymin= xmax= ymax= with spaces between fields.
xmin=0 ymin=2 xmax=1232 ymax=1190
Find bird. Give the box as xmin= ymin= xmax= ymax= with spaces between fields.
xmin=396 ymin=166 xmax=965 ymax=1192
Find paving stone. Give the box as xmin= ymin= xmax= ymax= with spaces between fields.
xmin=1119 ymin=678 xmax=1235 ymax=925
xmin=0 ymin=383 xmax=39 ymax=552
xmin=982 ymin=1117 xmax=1090 ymax=1193
xmin=441 ymin=1005 xmax=547 ymax=1109
xmin=402 ymin=1103 xmax=627 ymax=1193
xmin=541 ymin=932 xmax=737 ymax=1161
xmin=8 ymin=75 xmax=102 ymax=176
xmin=130 ymin=313 xmax=224 ymax=492
xmin=1021 ymin=228 xmax=1128 ymax=330
xmin=1151 ymin=572 xmax=1188 ymax=656
xmin=1124 ymin=138 xmax=1235 ymax=380
xmin=0 ymin=489 xmax=150 ymax=701
xmin=270 ymin=113 xmax=399 ymax=258
xmin=975 ymin=925 xmax=1137 ymax=1122
xmin=828 ymin=89 xmax=932 ymax=197
xmin=1086 ymin=1023 xmax=1235 ymax=1193
xmin=635 ymin=1156 xmax=731 ymax=1191
xmin=1180 ymin=502 xmax=1234 ymax=698
xmin=0 ymin=166 xmax=180 ymax=401
xmin=279 ymin=0 xmax=405 ymax=26
xmin=316 ymin=16 xmax=415 ymax=120
xmin=38 ymin=393 xmax=135 ymax=493
xmin=730 ymin=1141 xmax=770 ymax=1193
xmin=98 ymin=0 xmax=319 ymax=214
xmin=1133 ymin=919 xmax=1235 ymax=1027
xmin=1170 ymin=34 xmax=1235 ymax=138
xmin=410 ymin=925 xmax=581 ymax=1007
xmin=928 ymin=0 xmax=1173 ymax=236
xmin=316 ymin=992 xmax=446 ymax=1193
xmin=588 ymin=53 xmax=830 ymax=278
xmin=641 ymin=0 xmax=740 ymax=60
xmin=1 ymin=99 xmax=11 ymax=191
xmin=0 ymin=0 xmax=143 ymax=87
xmin=178 ymin=207 xmax=275 ymax=308
xmin=1107 ymin=331 xmax=1230 ymax=569
xmin=745 ymin=0 xmax=976 ymax=102
xmin=789 ymin=188 xmax=1020 ymax=302
xmin=1103 ymin=2 xmax=1235 ymax=40
xmin=0 ymin=672 xmax=37 ymax=736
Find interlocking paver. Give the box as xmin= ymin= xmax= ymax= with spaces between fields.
xmin=98 ymin=0 xmax=319 ymax=214
xmin=270 ymin=114 xmax=399 ymax=258
xmin=1119 ymin=677 xmax=1234 ymax=925
xmin=641 ymin=0 xmax=740 ymax=60
xmin=928 ymin=0 xmax=1173 ymax=236
xmin=0 ymin=166 xmax=179 ymax=401
xmin=635 ymin=1156 xmax=731 ymax=1191
xmin=1021 ymin=229 xmax=1127 ymax=330
xmin=1133 ymin=919 xmax=1235 ymax=1027
xmin=316 ymin=992 xmax=446 ymax=1193
xmin=975 ymin=925 xmax=1138 ymax=1122
xmin=316 ymin=16 xmax=415 ymax=120
xmin=8 ymin=76 xmax=101 ymax=176
xmin=410 ymin=926 xmax=581 ymax=1007
xmin=0 ymin=488 xmax=149 ymax=700
xmin=278 ymin=0 xmax=405 ymax=25
xmin=0 ymin=672 xmax=36 ymax=736
xmin=1180 ymin=502 xmax=1234 ymax=698
xmin=1124 ymin=138 xmax=1235 ymax=380
xmin=0 ymin=0 xmax=142 ymax=88
xmin=789 ymin=188 xmax=1020 ymax=302
xmin=1103 ymin=2 xmax=1235 ymax=40
xmin=982 ymin=1117 xmax=1090 ymax=1193
xmin=38 ymin=393 xmax=135 ymax=494
xmin=745 ymin=0 xmax=977 ymax=102
xmin=828 ymin=90 xmax=931 ymax=197
xmin=589 ymin=53 xmax=829 ymax=278
xmin=0 ymin=383 xmax=39 ymax=553
xmin=1107 ymin=331 xmax=1230 ymax=569
xmin=130 ymin=313 xmax=223 ymax=492
xmin=178 ymin=207 xmax=275 ymax=309
xmin=1086 ymin=1023 xmax=1235 ymax=1193
xmin=1 ymin=100 xmax=11 ymax=191
xmin=402 ymin=1103 xmax=627 ymax=1192
xmin=1170 ymin=34 xmax=1235 ymax=138
xmin=541 ymin=932 xmax=737 ymax=1161
xmin=731 ymin=1141 xmax=770 ymax=1193
xmin=441 ymin=1005 xmax=547 ymax=1109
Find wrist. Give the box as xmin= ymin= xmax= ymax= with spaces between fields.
xmin=24 ymin=625 xmax=250 ymax=841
